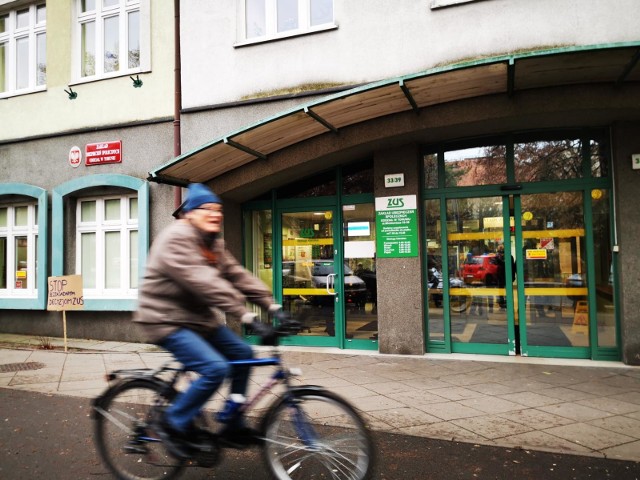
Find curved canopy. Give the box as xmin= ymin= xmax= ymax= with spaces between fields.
xmin=149 ymin=42 xmax=640 ymax=186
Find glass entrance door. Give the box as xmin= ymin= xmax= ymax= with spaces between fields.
xmin=279 ymin=208 xmax=340 ymax=347
xmin=342 ymin=203 xmax=378 ymax=349
xmin=442 ymin=191 xmax=600 ymax=357
xmin=444 ymin=196 xmax=513 ymax=354
xmin=516 ymin=192 xmax=590 ymax=357
xmin=278 ymin=204 xmax=378 ymax=349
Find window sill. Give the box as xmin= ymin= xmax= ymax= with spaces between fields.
xmin=70 ymin=68 xmax=151 ymax=87
xmin=430 ymin=0 xmax=487 ymax=9
xmin=0 ymin=85 xmax=47 ymax=100
xmin=234 ymin=24 xmax=338 ymax=48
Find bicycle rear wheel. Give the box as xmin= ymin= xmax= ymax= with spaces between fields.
xmin=93 ymin=378 xmax=185 ymax=480
xmin=261 ymin=388 xmax=373 ymax=480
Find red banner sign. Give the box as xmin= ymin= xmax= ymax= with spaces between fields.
xmin=85 ymin=141 xmax=122 ymax=166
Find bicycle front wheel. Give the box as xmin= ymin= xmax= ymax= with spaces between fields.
xmin=261 ymin=388 xmax=374 ymax=480
xmin=93 ymin=378 xmax=185 ymax=480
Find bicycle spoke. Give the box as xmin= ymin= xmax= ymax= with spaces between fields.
xmin=263 ymin=390 xmax=373 ymax=480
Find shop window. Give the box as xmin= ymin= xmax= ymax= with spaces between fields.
xmin=591 ymin=189 xmax=615 ymax=347
xmin=277 ymin=170 xmax=336 ymax=198
xmin=589 ymin=137 xmax=610 ymax=178
xmin=73 ymin=0 xmax=149 ymax=81
xmin=423 ymin=153 xmax=438 ymax=189
xmin=0 ymin=184 xmax=48 ymax=309
xmin=243 ymin=0 xmax=335 ymax=43
xmin=444 ymin=144 xmax=507 ymax=187
xmin=244 ymin=209 xmax=273 ymax=290
xmin=343 ymin=161 xmax=373 ymax=195
xmin=52 ymin=174 xmax=148 ymax=311
xmin=0 ymin=3 xmax=46 ymax=98
xmin=514 ymin=138 xmax=583 ymax=183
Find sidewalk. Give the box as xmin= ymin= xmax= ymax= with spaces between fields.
xmin=1 ymin=333 xmax=639 ymax=464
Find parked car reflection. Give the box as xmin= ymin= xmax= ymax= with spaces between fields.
xmin=283 ymin=260 xmax=367 ymax=308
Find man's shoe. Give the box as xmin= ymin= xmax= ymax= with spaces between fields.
xmin=218 ymin=425 xmax=263 ymax=448
xmin=155 ymin=416 xmax=197 ymax=460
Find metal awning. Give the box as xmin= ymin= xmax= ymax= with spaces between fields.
xmin=149 ymin=42 xmax=640 ymax=186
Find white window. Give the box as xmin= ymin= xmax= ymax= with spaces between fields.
xmin=244 ymin=0 xmax=334 ymax=42
xmin=76 ymin=196 xmax=139 ymax=299
xmin=0 ymin=204 xmax=39 ymax=297
xmin=73 ymin=0 xmax=149 ymax=81
xmin=0 ymin=3 xmax=46 ymax=98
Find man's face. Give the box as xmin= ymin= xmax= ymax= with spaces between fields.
xmin=185 ymin=203 xmax=223 ymax=234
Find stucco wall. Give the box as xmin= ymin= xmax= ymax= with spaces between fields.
xmin=180 ymin=0 xmax=640 ymax=108
xmin=0 ymin=0 xmax=174 ymax=141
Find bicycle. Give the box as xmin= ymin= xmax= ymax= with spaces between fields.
xmin=92 ymin=320 xmax=374 ymax=480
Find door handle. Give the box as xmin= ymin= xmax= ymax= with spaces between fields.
xmin=326 ymin=273 xmax=337 ymax=295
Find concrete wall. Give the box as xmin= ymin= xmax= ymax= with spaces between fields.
xmin=180 ymin=0 xmax=640 ymax=108
xmin=374 ymin=144 xmax=425 ymax=355
xmin=612 ymin=122 xmax=640 ymax=365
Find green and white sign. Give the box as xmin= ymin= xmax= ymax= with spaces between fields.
xmin=375 ymin=194 xmax=418 ymax=258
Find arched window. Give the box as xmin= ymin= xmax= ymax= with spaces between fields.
xmin=52 ymin=174 xmax=148 ymax=311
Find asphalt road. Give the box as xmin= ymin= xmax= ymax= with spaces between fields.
xmin=1 ymin=388 xmax=638 ymax=479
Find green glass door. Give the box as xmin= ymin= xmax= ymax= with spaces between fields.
xmin=279 ymin=208 xmax=341 ymax=347
xmin=515 ymin=192 xmax=591 ymax=358
xmin=444 ymin=195 xmax=514 ymax=355
xmin=342 ymin=203 xmax=378 ymax=350
xmin=442 ymin=191 xmax=605 ymax=358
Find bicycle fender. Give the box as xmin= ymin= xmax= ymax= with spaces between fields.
xmin=289 ymin=385 xmax=330 ymax=395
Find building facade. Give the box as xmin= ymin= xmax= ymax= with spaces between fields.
xmin=2 ymin=0 xmax=640 ymax=364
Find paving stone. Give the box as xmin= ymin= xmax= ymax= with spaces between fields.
xmin=576 ymin=397 xmax=640 ymax=415
xmin=368 ymin=406 xmax=442 ymax=428
xmin=600 ymin=440 xmax=640 ymax=462
xmin=538 ymin=402 xmax=614 ymax=422
xmin=451 ymin=414 xmax=534 ymax=440
xmin=414 ymin=401 xmax=483 ymax=421
xmin=458 ymin=396 xmax=523 ymax=414
xmin=587 ymin=415 xmax=640 ymax=439
xmin=497 ymin=408 xmax=573 ymax=430
xmin=498 ymin=391 xmax=563 ymax=408
xmin=543 ymin=422 xmax=636 ymax=450
xmin=499 ymin=430 xmax=592 ymax=455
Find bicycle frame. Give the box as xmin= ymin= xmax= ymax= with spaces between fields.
xmin=101 ymin=350 xmax=298 ymax=422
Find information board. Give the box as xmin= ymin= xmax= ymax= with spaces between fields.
xmin=375 ymin=195 xmax=418 ymax=258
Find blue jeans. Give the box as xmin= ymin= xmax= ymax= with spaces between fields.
xmin=159 ymin=326 xmax=253 ymax=432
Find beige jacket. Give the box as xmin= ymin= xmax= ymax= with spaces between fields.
xmin=134 ymin=220 xmax=274 ymax=343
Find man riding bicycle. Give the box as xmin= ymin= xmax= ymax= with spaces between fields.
xmin=134 ymin=183 xmax=282 ymax=458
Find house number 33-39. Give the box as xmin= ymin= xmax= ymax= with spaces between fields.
xmin=384 ymin=173 xmax=405 ymax=187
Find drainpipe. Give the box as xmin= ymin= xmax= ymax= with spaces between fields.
xmin=173 ymin=0 xmax=183 ymax=209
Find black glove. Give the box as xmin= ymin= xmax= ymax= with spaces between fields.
xmin=271 ymin=309 xmax=301 ymax=335
xmin=250 ymin=321 xmax=278 ymax=346
xmin=272 ymin=308 xmax=292 ymax=324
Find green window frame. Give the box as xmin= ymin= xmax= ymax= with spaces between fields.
xmin=0 ymin=183 xmax=48 ymax=309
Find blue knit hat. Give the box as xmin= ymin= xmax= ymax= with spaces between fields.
xmin=181 ymin=183 xmax=222 ymax=213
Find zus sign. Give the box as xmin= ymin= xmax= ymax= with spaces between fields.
xmin=375 ymin=195 xmax=418 ymax=258
xmin=375 ymin=195 xmax=417 ymax=211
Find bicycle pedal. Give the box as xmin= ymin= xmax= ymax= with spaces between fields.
xmin=123 ymin=444 xmax=148 ymax=454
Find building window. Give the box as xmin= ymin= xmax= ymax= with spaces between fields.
xmin=0 ymin=3 xmax=46 ymax=97
xmin=244 ymin=0 xmax=334 ymax=42
xmin=74 ymin=0 xmax=147 ymax=80
xmin=76 ymin=195 xmax=138 ymax=298
xmin=0 ymin=204 xmax=39 ymax=297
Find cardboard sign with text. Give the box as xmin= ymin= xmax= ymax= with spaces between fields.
xmin=47 ymin=275 xmax=84 ymax=311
